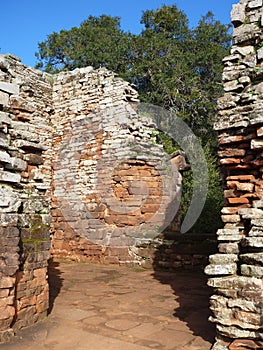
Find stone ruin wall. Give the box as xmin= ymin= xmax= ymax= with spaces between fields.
xmin=205 ymin=0 xmax=263 ymax=349
xmin=0 ymin=55 xmax=186 ymax=341
xmin=0 ymin=53 xmax=215 ymax=342
xmin=1 ymin=0 xmax=263 ymax=343
xmin=50 ymin=67 xmax=211 ymax=269
xmin=0 ymin=55 xmax=52 ymax=342
xmin=50 ymin=66 xmax=172 ymax=265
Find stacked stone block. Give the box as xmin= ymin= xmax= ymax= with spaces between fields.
xmin=205 ymin=1 xmax=263 ymax=349
xmin=0 ymin=55 xmax=52 ymax=342
xmin=51 ymin=67 xmax=181 ymax=264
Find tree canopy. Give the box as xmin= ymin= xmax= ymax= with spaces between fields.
xmin=35 ymin=5 xmax=232 ymax=233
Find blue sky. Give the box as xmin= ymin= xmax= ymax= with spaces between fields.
xmin=1 ymin=0 xmax=237 ymax=68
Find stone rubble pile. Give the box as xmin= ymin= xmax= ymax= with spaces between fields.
xmin=205 ymin=1 xmax=263 ymax=349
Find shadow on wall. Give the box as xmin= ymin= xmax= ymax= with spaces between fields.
xmin=47 ymin=260 xmax=64 ymax=314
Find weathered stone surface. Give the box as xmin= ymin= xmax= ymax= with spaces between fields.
xmin=0 ymin=150 xmax=11 ymax=163
xmin=209 ymin=254 xmax=238 ymax=264
xmin=0 ymin=171 xmax=20 ymax=183
xmin=0 ymin=112 xmax=12 ymax=125
xmin=12 ymin=139 xmax=47 ymax=151
xmin=251 ymin=139 xmax=263 ymax=149
xmin=231 ymin=3 xmax=246 ymax=24
xmin=241 ymin=264 xmax=263 ymax=277
xmin=0 ymin=91 xmax=9 ymax=106
xmin=216 ymin=228 xmax=244 ymax=242
xmin=257 ymin=47 xmax=263 ymax=60
xmin=218 ymin=243 xmax=239 ymax=254
xmin=240 ymin=253 xmax=263 ymax=265
xmin=0 ymin=82 xmax=19 ymax=95
xmin=228 ymin=298 xmax=261 ymax=313
xmin=0 ymin=186 xmax=21 ymax=211
xmin=205 ymin=263 xmax=237 ymax=276
xmin=238 ymin=208 xmax=263 ymax=219
xmin=247 ymin=0 xmax=262 ymax=8
xmin=5 ymin=157 xmax=27 ymax=171
xmin=216 ymin=324 xmax=262 ymax=340
xmin=25 ymin=154 xmax=44 ymax=165
xmin=0 ymin=54 xmax=51 ymax=342
xmin=207 ymin=276 xmax=263 ymax=290
xmin=0 ymin=277 xmax=15 ymax=289
xmin=241 ymin=237 xmax=263 ymax=247
xmin=209 ymin=1 xmax=263 ymax=344
xmin=251 ymin=218 xmax=263 ymax=226
xmin=229 ymin=339 xmax=263 ymax=350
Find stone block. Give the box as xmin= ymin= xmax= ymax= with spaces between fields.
xmin=228 ymin=298 xmax=260 ymax=313
xmin=228 ymin=197 xmax=249 ymax=205
xmin=241 ymin=237 xmax=263 ymax=248
xmin=0 ymin=171 xmax=20 ymax=183
xmin=238 ymin=207 xmax=263 ymax=219
xmin=251 ymin=139 xmax=263 ymax=149
xmin=0 ymin=329 xmax=14 ymax=343
xmin=0 ymin=112 xmax=11 ymax=125
xmin=0 ymin=151 xmax=11 ymax=164
xmin=221 ymin=214 xmax=240 ymax=223
xmin=0 ymin=277 xmax=15 ymax=289
xmin=0 ymin=213 xmax=18 ymax=227
xmin=205 ymin=263 xmax=237 ymax=276
xmin=216 ymin=323 xmax=261 ymax=339
xmin=231 ymin=3 xmax=246 ymax=25
xmin=0 ymin=305 xmax=15 ymax=323
xmin=229 ymin=339 xmax=263 ymax=350
xmin=0 ymin=91 xmax=9 ymax=107
xmin=248 ymin=0 xmax=262 ymax=8
xmin=5 ymin=157 xmax=27 ymax=171
xmin=0 ymin=186 xmax=20 ymax=209
xmin=251 ymin=218 xmax=263 ymax=227
xmin=12 ymin=139 xmax=47 ymax=151
xmin=209 ymin=254 xmax=238 ymax=264
xmin=207 ymin=276 xmax=263 ymax=290
xmin=257 ymin=47 xmax=263 ymax=61
xmin=236 ymin=182 xmax=254 ymax=192
xmin=233 ymin=24 xmax=259 ymax=45
xmin=218 ymin=243 xmax=239 ymax=254
xmin=241 ymin=264 xmax=263 ymax=277
xmin=0 ymin=82 xmax=19 ymax=95
xmin=25 ymin=154 xmax=44 ymax=165
xmin=221 ymin=207 xmax=239 ymax=215
xmin=217 ymin=228 xmax=244 ymax=241
xmin=240 ymin=253 xmax=263 ymax=265
xmin=248 ymin=226 xmax=263 ymax=236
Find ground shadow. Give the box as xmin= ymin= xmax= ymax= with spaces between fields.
xmin=152 ymin=231 xmax=217 ymax=344
xmin=152 ymin=267 xmax=216 ymax=343
xmin=47 ymin=259 xmax=64 ymax=314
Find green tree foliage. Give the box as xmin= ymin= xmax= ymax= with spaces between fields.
xmin=180 ymin=144 xmax=224 ymax=234
xmin=35 ymin=15 xmax=132 ymax=74
xmin=35 ymin=5 xmax=232 ymax=234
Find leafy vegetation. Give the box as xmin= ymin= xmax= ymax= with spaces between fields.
xmin=35 ymin=4 xmax=232 ymax=234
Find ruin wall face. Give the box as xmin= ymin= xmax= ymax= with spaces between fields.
xmin=0 ymin=55 xmax=52 ymax=342
xmin=50 ymin=67 xmax=180 ymax=265
xmin=0 ymin=57 xmax=183 ymax=340
xmin=205 ymin=1 xmax=263 ymax=349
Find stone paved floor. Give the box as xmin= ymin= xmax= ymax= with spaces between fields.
xmin=0 ymin=261 xmax=215 ymax=350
